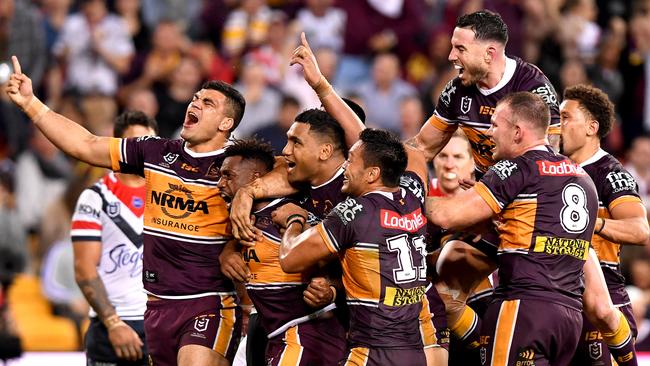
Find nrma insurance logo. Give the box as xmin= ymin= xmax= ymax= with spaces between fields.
xmin=151 ymin=183 xmax=209 ymax=219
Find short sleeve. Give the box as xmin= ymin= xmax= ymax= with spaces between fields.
xmin=600 ymin=166 xmax=642 ymax=211
xmin=474 ymin=158 xmax=527 ymax=214
xmin=109 ymin=136 xmax=161 ymax=176
xmin=317 ymin=197 xmax=366 ymax=254
xmin=71 ymin=188 xmax=103 ymax=242
xmin=431 ymin=80 xmax=460 ymax=132
xmin=529 ymin=81 xmax=560 ymax=134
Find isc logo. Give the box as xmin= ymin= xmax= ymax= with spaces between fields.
xmin=479 ymin=106 xmax=495 ymax=115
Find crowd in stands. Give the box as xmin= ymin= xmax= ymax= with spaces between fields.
xmin=3 ymin=0 xmax=650 ymax=354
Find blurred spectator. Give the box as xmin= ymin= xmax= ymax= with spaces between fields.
xmin=40 ymin=0 xmax=74 ymax=56
xmin=247 ymin=11 xmax=294 ymax=87
xmin=355 ymin=53 xmax=416 ymax=133
xmin=124 ymin=87 xmax=159 ymax=119
xmin=625 ymin=135 xmax=650 ymax=216
xmin=222 ymin=0 xmax=272 ymax=60
xmin=559 ymin=58 xmax=590 ymax=89
xmin=14 ymin=128 xmax=71 ymax=234
xmin=113 ymin=0 xmax=151 ymax=51
xmin=234 ymin=61 xmax=281 ymax=137
xmin=251 ymin=94 xmax=300 ymax=154
xmin=0 ymin=161 xmax=26 ymax=277
xmin=629 ymin=254 xmax=650 ymax=291
xmin=53 ymin=0 xmax=134 ymax=133
xmin=154 ymin=56 xmax=204 ymax=138
xmin=399 ymin=95 xmax=425 ymax=140
xmin=0 ymin=0 xmax=47 ymax=90
xmin=295 ymin=0 xmax=346 ymax=53
xmin=193 ymin=0 xmax=231 ymax=50
xmin=559 ymin=0 xmax=602 ymax=62
xmin=189 ymin=38 xmax=235 ymax=84
xmin=140 ymin=0 xmax=202 ymax=32
xmin=587 ymin=18 xmax=626 ymax=105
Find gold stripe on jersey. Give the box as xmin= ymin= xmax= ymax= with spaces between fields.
xmin=317 ymin=223 xmax=340 ymax=254
xmin=213 ymin=307 xmax=236 ymax=357
xmin=344 ymin=347 xmax=370 ymax=366
xmin=341 ymin=248 xmax=381 ymax=302
xmin=547 ymin=125 xmax=561 ymax=135
xmin=277 ymin=326 xmax=303 ymax=366
xmin=244 ymin=236 xmax=304 ymax=285
xmin=144 ymin=169 xmax=230 ymax=240
xmin=475 ymin=182 xmax=503 ymax=214
xmin=427 ymin=114 xmax=458 ymax=132
xmin=592 ymin=207 xmax=619 ymax=263
xmin=491 ymin=299 xmax=520 ymax=366
xmin=108 ymin=138 xmax=122 ymax=172
xmin=419 ymin=295 xmax=438 ymax=348
xmin=499 ymin=200 xmax=537 ymax=252
xmin=609 ymin=195 xmax=642 ymax=211
xmin=460 ymin=126 xmax=495 ymax=173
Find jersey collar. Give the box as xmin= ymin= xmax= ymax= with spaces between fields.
xmin=579 ymin=148 xmax=608 ymax=167
xmin=477 ymin=57 xmax=516 ymax=96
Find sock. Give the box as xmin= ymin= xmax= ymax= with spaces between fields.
xmin=602 ymin=310 xmax=637 ymax=366
xmin=449 ymin=305 xmax=481 ymax=350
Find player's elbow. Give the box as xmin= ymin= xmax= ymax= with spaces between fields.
xmin=279 ymin=254 xmax=304 ymax=273
xmin=634 ymin=221 xmax=650 ymax=246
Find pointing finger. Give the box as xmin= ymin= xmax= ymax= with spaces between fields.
xmin=11 ymin=56 xmax=22 ymax=75
xmin=300 ymin=32 xmax=312 ymax=53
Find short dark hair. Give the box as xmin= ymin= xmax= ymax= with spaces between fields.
xmin=359 ymin=129 xmax=407 ymax=187
xmin=563 ymin=85 xmax=615 ymax=139
xmin=281 ymin=95 xmax=300 ymax=108
xmin=498 ymin=91 xmax=550 ymax=133
xmin=456 ymin=10 xmax=508 ymax=45
xmin=224 ymin=138 xmax=275 ymax=173
xmin=294 ymin=109 xmax=348 ymax=158
xmin=202 ymin=80 xmax=246 ymax=132
xmin=113 ymin=111 xmax=158 ymax=138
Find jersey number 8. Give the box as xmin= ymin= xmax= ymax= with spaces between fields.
xmin=560 ymin=183 xmax=590 ymax=234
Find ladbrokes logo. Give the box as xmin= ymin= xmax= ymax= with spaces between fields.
xmin=381 ymin=208 xmax=426 ymax=232
xmin=151 ymin=183 xmax=209 ymax=219
xmin=536 ymin=160 xmax=586 ymax=177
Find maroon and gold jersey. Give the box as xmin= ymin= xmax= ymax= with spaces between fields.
xmin=108 ymin=137 xmax=234 ymax=298
xmin=317 ymin=172 xmax=429 ymax=349
xmin=474 ymin=146 xmax=598 ymax=311
xmin=430 ymin=57 xmax=560 ymax=173
xmin=243 ymin=198 xmax=335 ymax=337
xmin=581 ymin=149 xmax=642 ymax=306
xmin=302 ymin=167 xmax=347 ymax=223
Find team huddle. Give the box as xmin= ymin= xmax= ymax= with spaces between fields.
xmin=5 ymin=9 xmax=650 ymax=366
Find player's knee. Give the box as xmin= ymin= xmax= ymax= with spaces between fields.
xmin=178 ymin=344 xmax=229 ymax=366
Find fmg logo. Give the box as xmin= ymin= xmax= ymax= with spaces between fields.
xmin=151 ymin=183 xmax=209 ymax=219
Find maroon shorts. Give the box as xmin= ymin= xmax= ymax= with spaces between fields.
xmin=144 ymin=295 xmax=241 ymax=366
xmin=265 ymin=315 xmax=347 ymax=366
xmin=480 ymin=299 xmax=582 ymax=366
xmin=419 ymin=284 xmax=450 ymax=350
xmin=571 ymin=304 xmax=637 ymax=365
xmin=340 ymin=347 xmax=426 ymax=366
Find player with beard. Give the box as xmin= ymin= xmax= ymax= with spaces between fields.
xmin=217 ymin=138 xmax=347 ymax=365
xmin=271 ymin=129 xmax=430 ymax=365
xmin=6 ymin=56 xmax=245 ymax=366
xmin=560 ymin=85 xmax=648 ymax=366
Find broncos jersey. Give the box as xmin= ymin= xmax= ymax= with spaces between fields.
xmin=317 ymin=171 xmax=428 ymax=349
xmin=430 ymin=56 xmax=560 ymax=173
xmin=474 ymin=146 xmax=598 ymax=311
xmin=243 ymin=198 xmax=339 ymax=337
xmin=71 ymin=172 xmax=146 ymax=319
xmin=302 ymin=166 xmax=347 ymax=224
xmin=580 ymin=149 xmax=642 ymax=306
xmin=108 ymin=137 xmax=234 ymax=299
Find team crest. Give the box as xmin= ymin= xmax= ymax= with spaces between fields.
xmin=107 ymin=202 xmax=120 ymax=218
xmin=589 ymin=342 xmax=602 ymax=360
xmin=163 ymin=153 xmax=179 ymax=165
xmin=194 ymin=317 xmax=209 ymax=332
xmin=460 ymin=96 xmax=473 ymax=114
xmin=480 ymin=347 xmax=487 ymax=365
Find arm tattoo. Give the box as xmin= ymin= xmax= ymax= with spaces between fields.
xmin=77 ymin=277 xmax=116 ymax=320
xmin=404 ymin=137 xmax=420 ymax=149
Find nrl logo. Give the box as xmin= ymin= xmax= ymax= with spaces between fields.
xmin=461 ymin=96 xmax=472 ymax=114
xmin=589 ymin=342 xmax=602 ymax=360
xmin=194 ymin=317 xmax=209 ymax=332
xmin=107 ymin=202 xmax=120 ymax=218
xmin=163 ymin=153 xmax=179 ymax=165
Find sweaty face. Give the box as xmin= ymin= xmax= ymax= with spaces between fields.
xmin=180 ymin=89 xmax=231 ymax=147
xmin=448 ymin=27 xmax=489 ymax=86
xmin=487 ymin=104 xmax=517 ymax=161
xmin=341 ymin=141 xmax=368 ymax=197
xmin=433 ymin=136 xmax=474 ymax=194
xmin=217 ymin=156 xmax=257 ymax=202
xmin=282 ymin=122 xmax=321 ymax=185
xmin=559 ymin=99 xmax=589 ymax=158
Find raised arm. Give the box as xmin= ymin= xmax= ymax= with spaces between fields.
xmin=404 ymin=144 xmax=429 ymax=189
xmin=595 ymin=200 xmax=650 ymax=246
xmin=5 ymin=56 xmax=113 ymax=169
xmin=290 ymin=33 xmax=364 ymax=148
xmin=405 ymin=117 xmax=456 ymax=162
xmin=230 ymin=157 xmax=299 ymax=241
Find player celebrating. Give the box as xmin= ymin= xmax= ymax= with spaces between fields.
xmin=272 ymin=129 xmax=430 ymax=365
xmin=561 ymin=84 xmax=648 ymax=366
xmin=428 ymin=92 xmax=598 ymax=365
xmin=6 ymin=56 xmax=245 ymax=366
xmin=73 ymin=111 xmax=157 ymax=365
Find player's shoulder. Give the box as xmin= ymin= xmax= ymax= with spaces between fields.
xmin=329 ymin=195 xmax=372 ymax=226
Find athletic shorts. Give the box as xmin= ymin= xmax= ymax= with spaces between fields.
xmin=419 ymin=284 xmax=450 ymax=350
xmin=571 ymin=303 xmax=637 ymax=365
xmin=266 ymin=316 xmax=346 ymax=366
xmin=144 ymin=295 xmax=241 ymax=366
xmin=340 ymin=347 xmax=426 ymax=366
xmin=85 ymin=317 xmax=147 ymax=366
xmin=480 ymin=299 xmax=582 ymax=366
